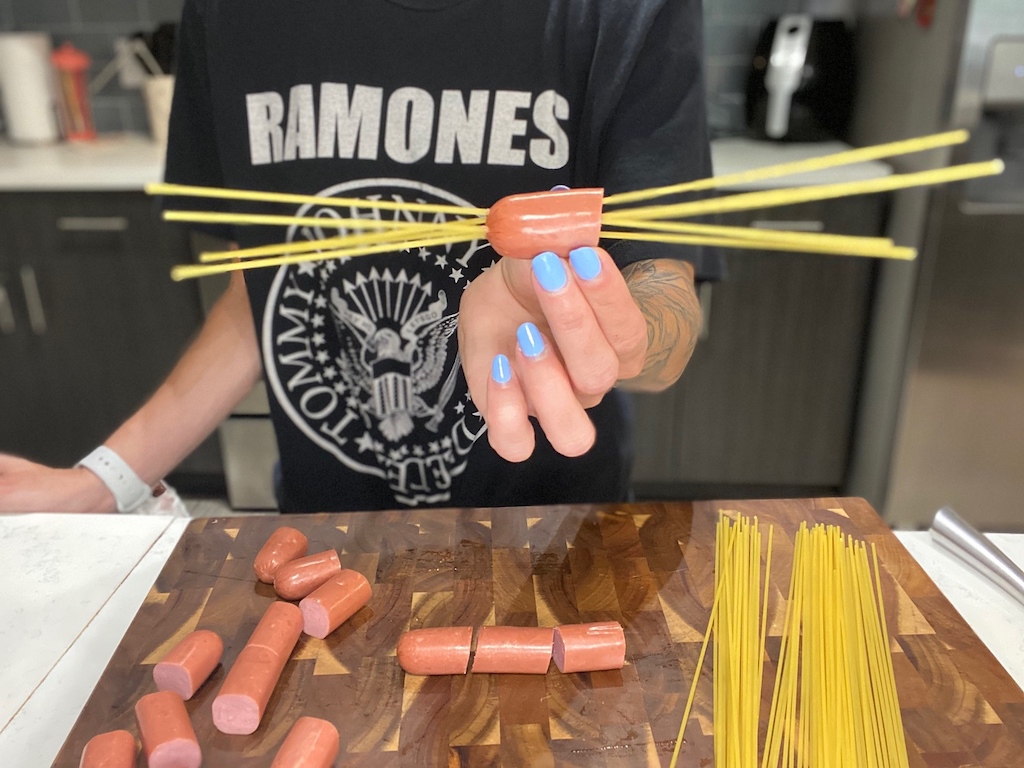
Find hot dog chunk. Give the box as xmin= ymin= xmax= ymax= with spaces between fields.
xmin=134 ymin=691 xmax=201 ymax=768
xmin=274 ymin=550 xmax=342 ymax=601
xmin=471 ymin=626 xmax=554 ymax=674
xmin=254 ymin=526 xmax=308 ymax=583
xmin=552 ymin=621 xmax=626 ymax=673
xmin=153 ymin=629 xmax=223 ymax=700
xmin=78 ymin=729 xmax=137 ymax=768
xmin=486 ymin=187 xmax=604 ymax=260
xmin=299 ymin=569 xmax=372 ymax=639
xmin=212 ymin=601 xmax=303 ymax=735
xmin=270 ymin=717 xmax=340 ymax=768
xmin=397 ymin=627 xmax=473 ymax=675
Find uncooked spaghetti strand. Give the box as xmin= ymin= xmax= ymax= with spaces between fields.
xmin=762 ymin=523 xmax=803 ymax=768
xmin=608 ymin=160 xmax=1004 ymax=222
xmin=198 ymin=222 xmax=486 ymax=263
xmin=871 ymin=544 xmax=911 ymax=768
xmin=171 ymin=231 xmax=484 ymax=281
xmin=600 ymin=214 xmax=897 ymax=250
xmin=164 ymin=209 xmax=488 ymax=231
xmin=601 ymin=129 xmax=970 ymax=206
xmin=600 ymin=229 xmax=917 ymax=260
xmin=147 ymin=181 xmax=489 ymax=216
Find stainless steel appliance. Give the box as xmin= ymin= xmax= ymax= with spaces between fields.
xmin=886 ymin=0 xmax=1024 ymax=531
xmin=745 ymin=14 xmax=856 ymax=141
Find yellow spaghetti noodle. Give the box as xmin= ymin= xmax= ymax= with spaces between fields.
xmin=674 ymin=518 xmax=910 ymax=768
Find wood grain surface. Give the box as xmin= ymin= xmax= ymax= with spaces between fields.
xmin=53 ymin=499 xmax=1024 ymax=767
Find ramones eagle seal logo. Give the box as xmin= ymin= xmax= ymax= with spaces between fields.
xmin=262 ymin=178 xmax=493 ymax=506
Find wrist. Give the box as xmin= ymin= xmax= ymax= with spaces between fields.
xmin=76 ymin=446 xmax=160 ymax=513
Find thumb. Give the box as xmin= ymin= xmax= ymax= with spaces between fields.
xmin=0 ymin=453 xmax=41 ymax=475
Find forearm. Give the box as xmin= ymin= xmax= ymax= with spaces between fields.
xmin=105 ymin=272 xmax=262 ymax=484
xmin=618 ymin=258 xmax=702 ymax=393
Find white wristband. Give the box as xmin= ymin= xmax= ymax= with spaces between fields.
xmin=77 ymin=446 xmax=154 ymax=513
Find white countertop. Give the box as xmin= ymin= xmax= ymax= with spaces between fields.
xmin=0 ymin=134 xmax=165 ymax=191
xmin=3 ymin=516 xmax=1015 ymax=767
xmin=0 ymin=134 xmax=891 ymax=192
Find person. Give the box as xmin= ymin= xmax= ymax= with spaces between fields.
xmin=0 ymin=0 xmax=719 ymax=514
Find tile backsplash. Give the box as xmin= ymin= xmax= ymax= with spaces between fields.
xmin=0 ymin=0 xmax=806 ymax=137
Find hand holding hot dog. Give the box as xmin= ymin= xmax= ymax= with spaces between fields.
xmin=458 ymin=246 xmax=649 ymax=463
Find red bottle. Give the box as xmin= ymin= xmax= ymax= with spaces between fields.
xmin=50 ymin=42 xmax=95 ymax=141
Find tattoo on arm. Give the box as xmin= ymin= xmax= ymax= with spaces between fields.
xmin=621 ymin=258 xmax=702 ymax=391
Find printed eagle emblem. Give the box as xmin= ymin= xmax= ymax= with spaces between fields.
xmin=329 ymin=279 xmax=460 ymax=442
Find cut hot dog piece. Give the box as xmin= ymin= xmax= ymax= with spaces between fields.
xmin=153 ymin=629 xmax=223 ymax=700
xmin=397 ymin=626 xmax=473 ymax=675
xmin=134 ymin=691 xmax=201 ymax=768
xmin=270 ymin=716 xmax=340 ymax=768
xmin=552 ymin=621 xmax=626 ymax=673
xmin=79 ymin=729 xmax=137 ymax=768
xmin=213 ymin=601 xmax=303 ymax=735
xmin=254 ymin=526 xmax=309 ymax=583
xmin=274 ymin=550 xmax=342 ymax=601
xmin=486 ymin=187 xmax=604 ymax=260
xmin=471 ymin=626 xmax=554 ymax=674
xmin=299 ymin=569 xmax=372 ymax=639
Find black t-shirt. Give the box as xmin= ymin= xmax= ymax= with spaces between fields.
xmin=164 ymin=0 xmax=718 ymax=512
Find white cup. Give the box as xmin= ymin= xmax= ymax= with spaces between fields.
xmin=0 ymin=33 xmax=61 ymax=144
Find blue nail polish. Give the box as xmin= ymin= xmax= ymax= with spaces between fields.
xmin=550 ymin=184 xmax=570 ymax=192
xmin=569 ymin=247 xmax=602 ymax=281
xmin=492 ymin=354 xmax=512 ymax=384
xmin=532 ymin=251 xmax=567 ymax=292
xmin=517 ymin=322 xmax=545 ymax=358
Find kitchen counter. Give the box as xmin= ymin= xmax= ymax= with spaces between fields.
xmin=0 ymin=134 xmax=892 ymax=192
xmin=1 ymin=505 xmax=1021 ymax=766
xmin=0 ymin=134 xmax=165 ymax=191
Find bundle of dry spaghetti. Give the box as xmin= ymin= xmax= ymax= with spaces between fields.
xmin=148 ymin=129 xmax=1005 ymax=281
xmin=670 ymin=516 xmax=909 ymax=768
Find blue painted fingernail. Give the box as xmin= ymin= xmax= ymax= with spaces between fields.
xmin=550 ymin=184 xmax=570 ymax=191
xmin=492 ymin=354 xmax=512 ymax=384
xmin=569 ymin=247 xmax=602 ymax=281
xmin=532 ymin=251 xmax=567 ymax=292
xmin=517 ymin=322 xmax=545 ymax=358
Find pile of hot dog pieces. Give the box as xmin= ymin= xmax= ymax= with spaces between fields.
xmin=78 ymin=525 xmax=626 ymax=767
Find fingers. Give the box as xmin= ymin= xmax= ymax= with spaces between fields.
xmin=531 ymin=247 xmax=648 ymax=389
xmin=514 ymin=323 xmax=595 ymax=458
xmin=484 ymin=354 xmax=535 ymax=462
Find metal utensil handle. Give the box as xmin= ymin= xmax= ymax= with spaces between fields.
xmin=20 ymin=265 xmax=47 ymax=336
xmin=930 ymin=506 xmax=1024 ymax=609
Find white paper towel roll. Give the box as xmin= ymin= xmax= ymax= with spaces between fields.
xmin=0 ymin=33 xmax=60 ymax=144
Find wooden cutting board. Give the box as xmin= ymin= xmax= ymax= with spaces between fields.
xmin=53 ymin=498 xmax=1024 ymax=767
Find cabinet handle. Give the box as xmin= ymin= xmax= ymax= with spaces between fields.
xmin=750 ymin=219 xmax=825 ymax=232
xmin=56 ymin=216 xmax=129 ymax=232
xmin=20 ymin=266 xmax=47 ymax=335
xmin=0 ymin=283 xmax=15 ymax=335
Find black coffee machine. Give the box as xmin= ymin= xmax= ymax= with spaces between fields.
xmin=745 ymin=14 xmax=856 ymax=142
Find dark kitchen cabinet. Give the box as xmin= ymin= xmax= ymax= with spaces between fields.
xmin=0 ymin=192 xmax=222 ymax=484
xmin=629 ymin=196 xmax=884 ymax=498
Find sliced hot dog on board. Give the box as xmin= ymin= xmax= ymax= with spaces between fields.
xmin=552 ymin=621 xmax=626 ymax=673
xmin=471 ymin=626 xmax=554 ymax=674
xmin=78 ymin=729 xmax=137 ymax=768
xmin=397 ymin=626 xmax=473 ymax=675
xmin=270 ymin=717 xmax=340 ymax=768
xmin=152 ymin=629 xmax=223 ymax=700
xmin=254 ymin=526 xmax=309 ymax=583
xmin=212 ymin=601 xmax=303 ymax=735
xmin=274 ymin=550 xmax=342 ymax=601
xmin=134 ymin=691 xmax=201 ymax=768
xmin=299 ymin=569 xmax=372 ymax=639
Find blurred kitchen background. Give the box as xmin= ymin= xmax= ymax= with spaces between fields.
xmin=0 ymin=0 xmax=1021 ymax=531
